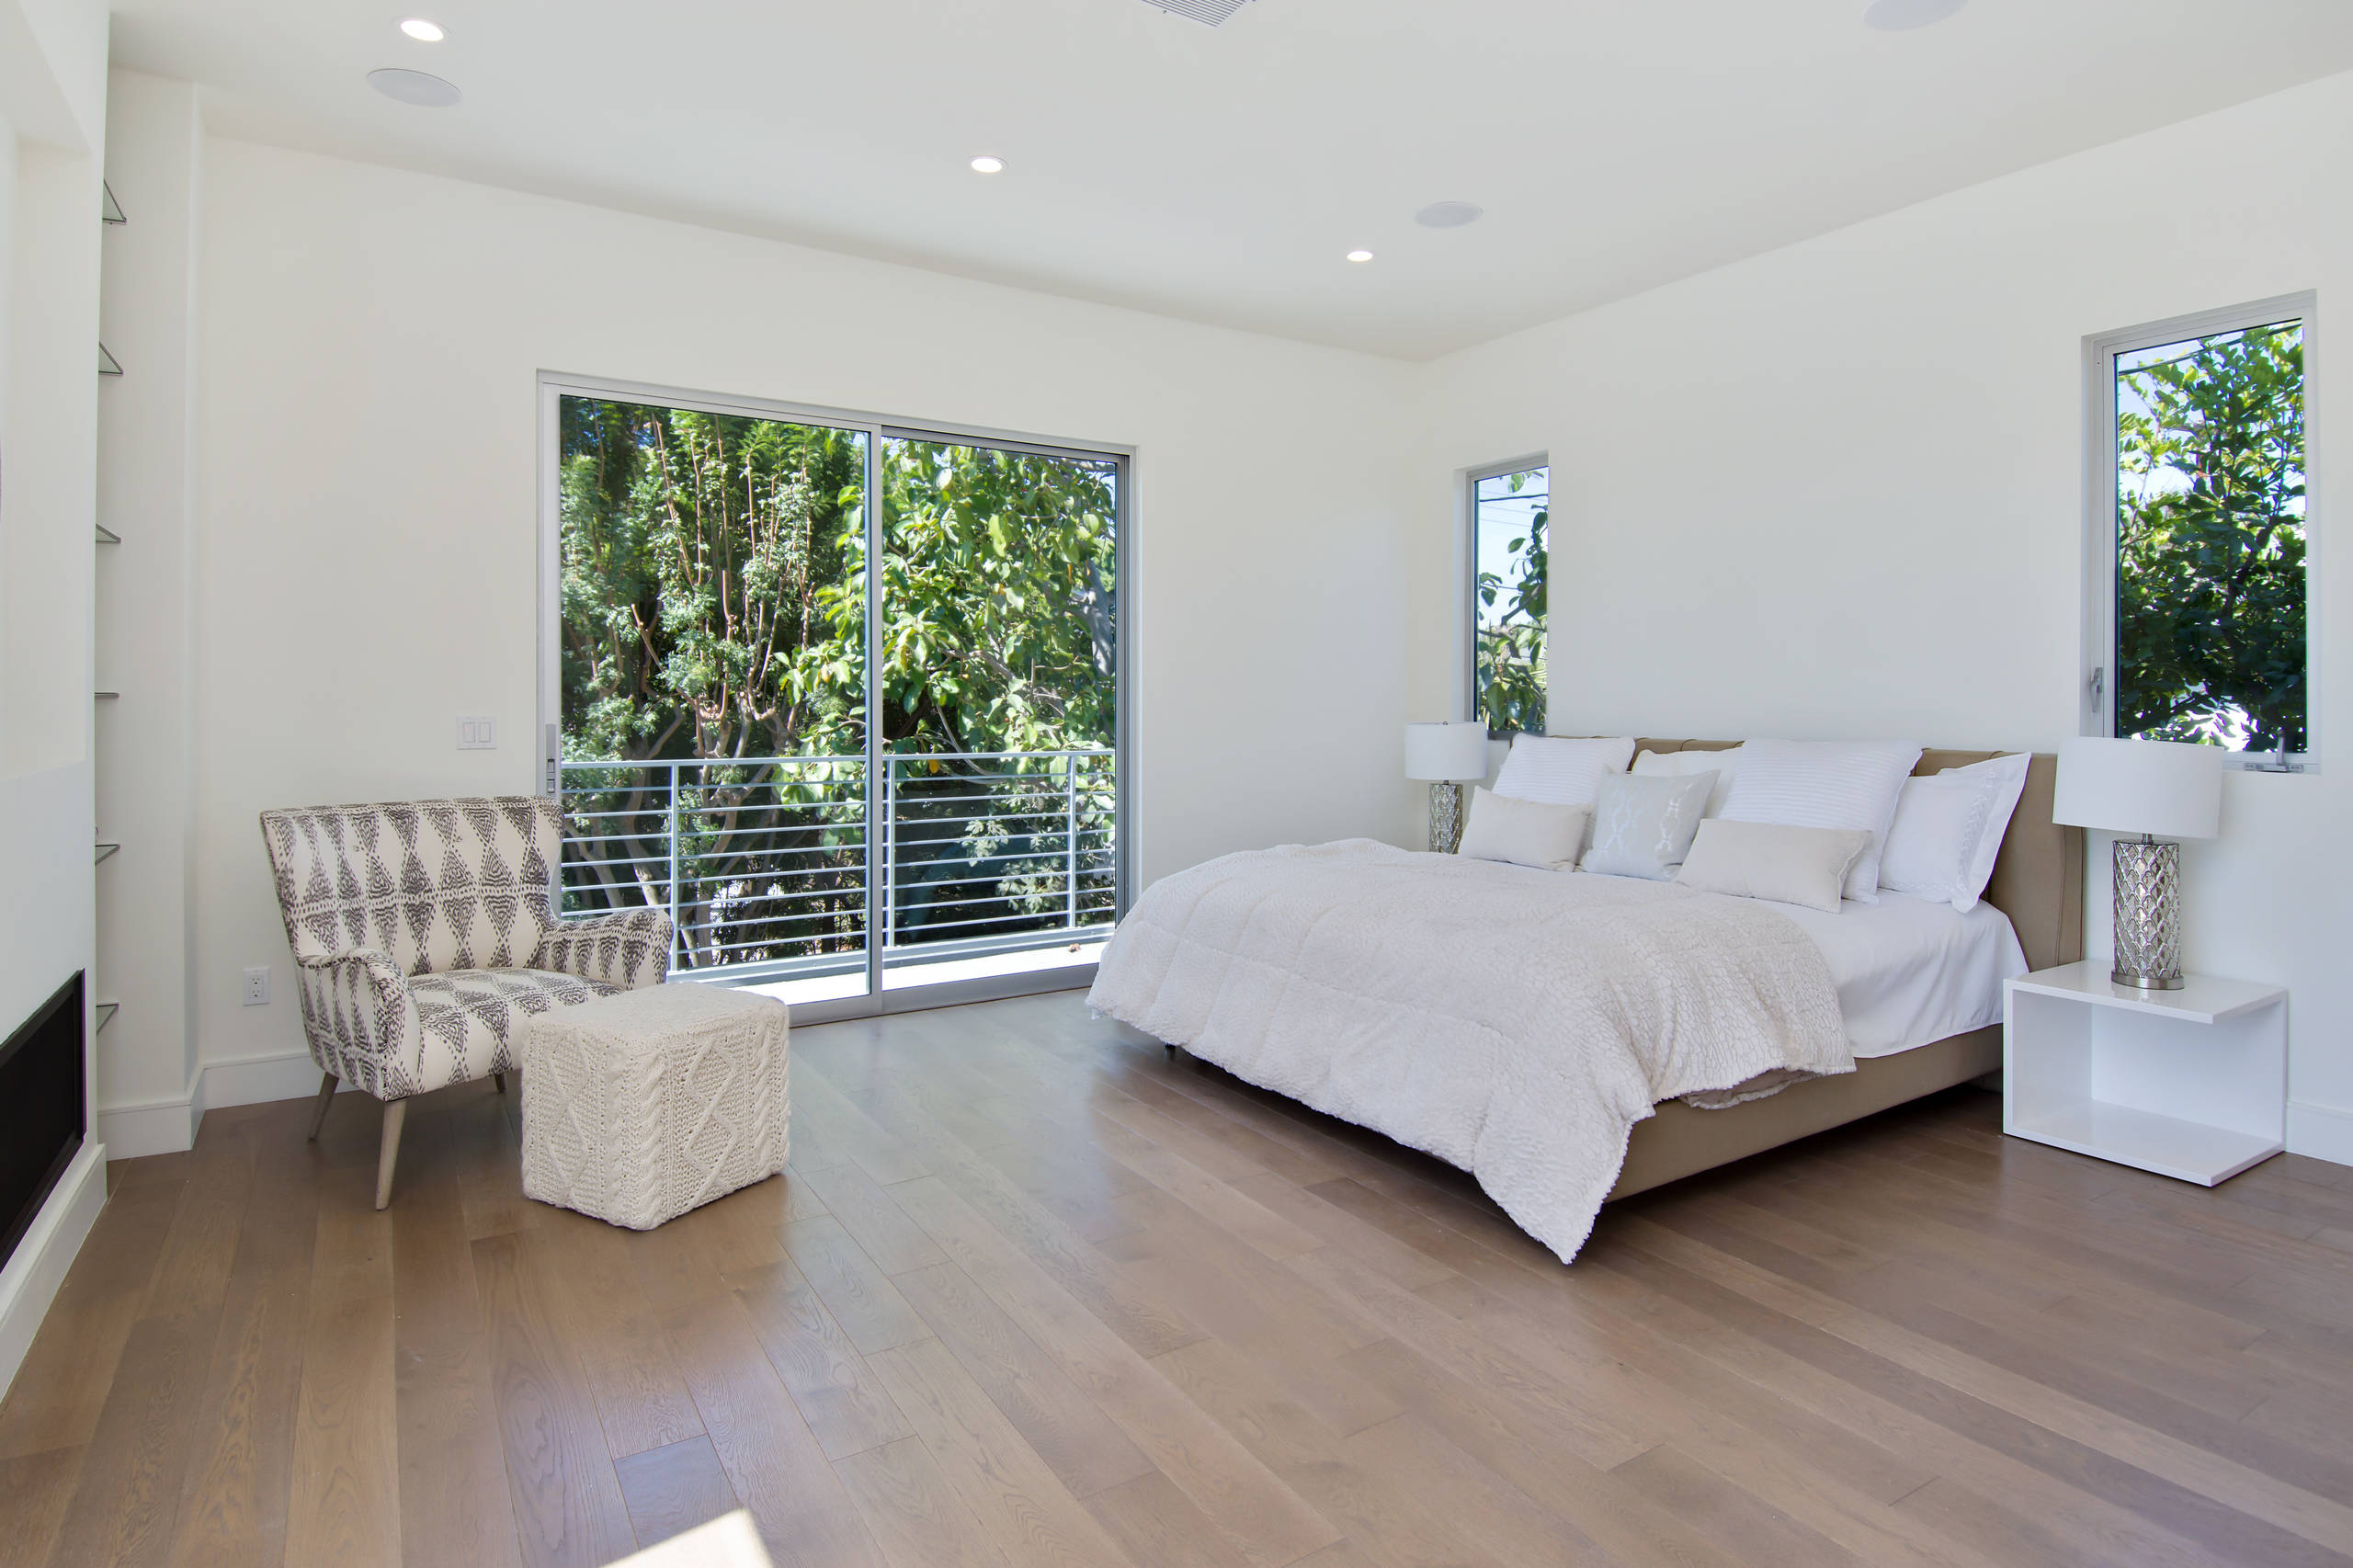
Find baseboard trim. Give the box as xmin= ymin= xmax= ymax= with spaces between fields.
xmin=2287 ymin=1099 xmax=2353 ymax=1168
xmin=199 ymin=1047 xmax=342 ymax=1115
xmin=95 ymin=1096 xmax=198 ymax=1161
xmin=94 ymin=1048 xmax=346 ymax=1161
xmin=0 ymin=1141 xmax=107 ymax=1401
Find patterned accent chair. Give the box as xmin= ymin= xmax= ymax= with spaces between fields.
xmin=259 ymin=796 xmax=673 ymax=1208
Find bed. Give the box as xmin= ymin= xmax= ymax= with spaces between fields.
xmin=1606 ymin=743 xmax=2081 ymax=1199
xmin=1088 ymin=741 xmax=2082 ymax=1262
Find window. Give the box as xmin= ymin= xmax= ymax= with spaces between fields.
xmin=540 ymin=377 xmax=1129 ymax=1015
xmin=2088 ymin=297 xmax=2313 ymax=762
xmin=1470 ymin=459 xmax=1549 ymax=734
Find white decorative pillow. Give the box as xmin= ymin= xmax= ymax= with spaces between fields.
xmin=1631 ymin=744 xmax=1743 ymax=817
xmin=1717 ymin=739 xmax=1922 ymax=904
xmin=1581 ymin=772 xmax=1716 ymax=881
xmin=1947 ymin=752 xmax=2031 ymax=911
xmin=1875 ymin=777 xmax=1998 ymax=909
xmin=1492 ymin=735 xmax=1636 ymax=809
xmin=1676 ymin=820 xmax=1872 ymax=915
xmin=1456 ymin=788 xmax=1591 ymax=872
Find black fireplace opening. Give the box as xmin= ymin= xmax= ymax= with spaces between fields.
xmin=1 ymin=971 xmax=86 ymax=1272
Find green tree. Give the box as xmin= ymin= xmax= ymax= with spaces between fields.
xmin=1475 ymin=479 xmax=1547 ymax=735
xmin=877 ymin=437 xmax=1118 ymax=756
xmin=2116 ymin=321 xmax=2306 ymax=753
xmin=554 ymin=398 xmax=1118 ymax=969
xmin=557 ymin=399 xmax=867 ymax=766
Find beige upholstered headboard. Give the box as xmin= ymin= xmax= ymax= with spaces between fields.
xmin=1631 ymin=742 xmax=2084 ymax=974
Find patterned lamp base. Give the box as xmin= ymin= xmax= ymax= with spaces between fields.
xmin=1427 ymin=780 xmax=1466 ymax=855
xmin=2111 ymin=835 xmax=2185 ymax=990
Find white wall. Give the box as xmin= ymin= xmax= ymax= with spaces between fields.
xmin=1412 ymin=68 xmax=2353 ymax=1162
xmin=0 ymin=0 xmax=100 ymax=1023
xmin=182 ymin=137 xmax=1417 ymax=1092
xmin=3 ymin=136 xmax=98 ymax=778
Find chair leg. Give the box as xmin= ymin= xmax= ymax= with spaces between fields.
xmin=307 ymin=1072 xmax=339 ymax=1141
xmin=494 ymin=1072 xmax=506 ymax=1095
xmin=374 ymin=1098 xmax=409 ymax=1210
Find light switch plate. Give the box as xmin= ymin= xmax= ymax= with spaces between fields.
xmin=458 ymin=716 xmax=497 ymax=750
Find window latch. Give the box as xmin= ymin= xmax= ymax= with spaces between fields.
xmin=2087 ymin=665 xmax=2105 ymax=707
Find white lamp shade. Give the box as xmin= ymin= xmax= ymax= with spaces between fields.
xmin=1404 ymin=721 xmax=1489 ymax=781
xmin=2052 ymin=737 xmax=2223 ymax=840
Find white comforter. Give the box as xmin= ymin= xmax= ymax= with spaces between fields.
xmin=1087 ymin=839 xmax=1853 ymax=1263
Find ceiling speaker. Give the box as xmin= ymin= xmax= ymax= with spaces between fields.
xmin=368 ymin=68 xmax=461 ymax=107
xmin=1137 ymin=0 xmax=1254 ymax=26
xmin=1415 ymin=201 xmax=1483 ymax=229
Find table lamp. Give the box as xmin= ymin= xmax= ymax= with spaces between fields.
xmin=1404 ymin=721 xmax=1490 ymax=854
xmin=2052 ymin=737 xmax=2223 ymax=990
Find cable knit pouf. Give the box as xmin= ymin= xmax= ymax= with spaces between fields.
xmin=519 ymin=982 xmax=790 ymax=1229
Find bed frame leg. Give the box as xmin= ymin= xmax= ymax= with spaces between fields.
xmin=1165 ymin=1042 xmax=1177 ymax=1062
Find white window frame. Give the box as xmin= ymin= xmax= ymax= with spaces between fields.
xmin=2081 ymin=292 xmax=2319 ymax=771
xmin=1465 ymin=453 xmax=1549 ymax=733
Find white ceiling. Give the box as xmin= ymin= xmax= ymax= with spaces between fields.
xmin=110 ymin=0 xmax=2353 ymax=359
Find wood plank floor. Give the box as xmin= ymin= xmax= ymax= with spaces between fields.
xmin=7 ymin=988 xmax=2353 ymax=1568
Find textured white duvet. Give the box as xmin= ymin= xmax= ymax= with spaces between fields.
xmin=1088 ymin=839 xmax=1853 ymax=1263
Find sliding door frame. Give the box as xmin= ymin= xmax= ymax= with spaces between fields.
xmin=535 ymin=370 xmax=1135 ymax=1021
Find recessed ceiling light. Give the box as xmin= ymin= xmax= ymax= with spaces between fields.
xmin=399 ymin=17 xmax=445 ymax=41
xmin=1415 ymin=201 xmax=1483 ymax=229
xmin=970 ymin=155 xmax=1006 ymax=175
xmin=1346 ymin=249 xmax=1374 ymax=264
xmin=368 ymin=67 xmax=461 ymax=107
xmin=1862 ymin=0 xmax=1966 ymax=30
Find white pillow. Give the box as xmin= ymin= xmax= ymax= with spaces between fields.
xmin=1631 ymin=744 xmax=1743 ymax=817
xmin=1581 ymin=772 xmax=1716 ymax=881
xmin=1456 ymin=788 xmax=1591 ymax=872
xmin=1947 ymin=753 xmax=2030 ymax=909
xmin=1875 ymin=777 xmax=1999 ymax=909
xmin=1676 ymin=820 xmax=1872 ymax=915
xmin=1717 ymin=739 xmax=1922 ymax=904
xmin=1492 ymin=735 xmax=1636 ymax=808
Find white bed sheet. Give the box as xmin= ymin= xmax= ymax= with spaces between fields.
xmin=1765 ymin=889 xmax=2026 ymax=1057
xmin=1568 ymin=874 xmax=2026 ymax=1058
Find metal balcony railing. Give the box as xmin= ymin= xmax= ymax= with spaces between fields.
xmin=556 ymin=749 xmax=1116 ymax=983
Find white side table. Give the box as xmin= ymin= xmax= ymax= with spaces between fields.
xmin=2003 ymin=961 xmax=2287 ymax=1186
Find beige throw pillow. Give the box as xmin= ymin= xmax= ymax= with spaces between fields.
xmin=1675 ymin=819 xmax=1871 ymax=914
xmin=1456 ymin=787 xmax=1591 ymax=872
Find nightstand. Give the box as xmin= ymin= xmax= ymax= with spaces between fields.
xmin=2003 ymin=961 xmax=2287 ymax=1186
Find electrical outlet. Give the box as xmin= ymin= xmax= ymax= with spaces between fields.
xmin=242 ymin=966 xmax=270 ymax=1006
xmin=458 ymin=715 xmax=498 ymax=750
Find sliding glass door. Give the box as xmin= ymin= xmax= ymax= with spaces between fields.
xmin=874 ymin=434 xmax=1120 ymax=991
xmin=540 ymin=379 xmax=1126 ymax=1013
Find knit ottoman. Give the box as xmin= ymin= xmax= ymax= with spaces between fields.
xmin=519 ymin=982 xmax=790 ymax=1229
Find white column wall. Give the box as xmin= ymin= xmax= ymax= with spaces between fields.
xmin=0 ymin=0 xmax=107 ymax=1402
xmin=90 ymin=68 xmax=202 ymax=1149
